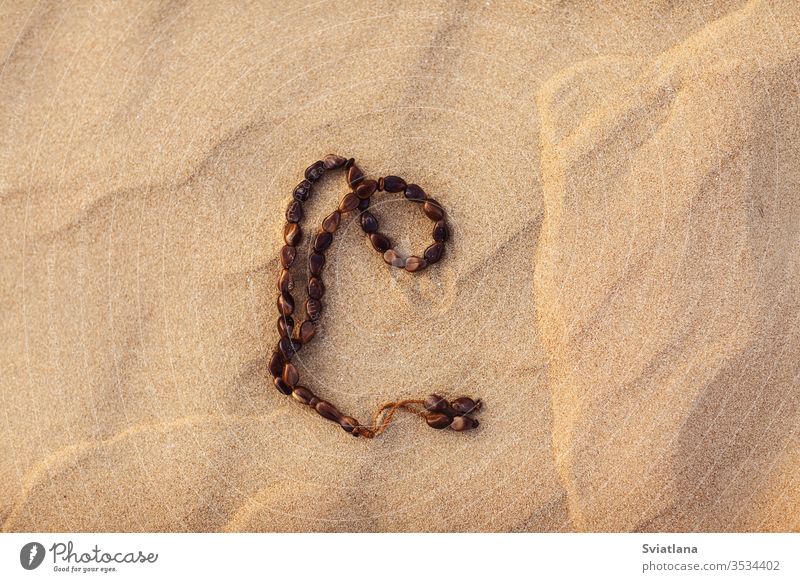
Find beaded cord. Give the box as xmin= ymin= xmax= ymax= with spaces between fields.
xmin=270 ymin=155 xmax=482 ymax=438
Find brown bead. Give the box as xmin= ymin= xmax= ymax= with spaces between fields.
xmin=284 ymin=222 xmax=302 ymax=246
xmin=282 ymin=362 xmax=300 ymax=386
xmin=309 ymin=252 xmax=326 ymax=276
xmin=306 ymin=298 xmax=322 ymax=321
xmin=274 ymin=377 xmax=293 ymax=396
xmin=277 ymin=315 xmax=294 ymax=338
xmin=423 ymin=199 xmax=445 ymax=221
xmin=426 ymin=412 xmax=452 ymax=430
xmin=304 ymin=160 xmax=325 ymax=182
xmin=451 ymin=397 xmax=480 ymax=415
xmin=323 ymin=154 xmax=347 ymax=170
xmin=322 ymin=210 xmax=341 ymax=233
xmin=315 ymin=400 xmax=343 ymax=422
xmin=383 ymin=175 xmax=407 ymax=193
xmin=358 ymin=197 xmax=370 ymax=211
xmin=293 ymin=180 xmax=312 ymax=202
xmin=313 ymin=230 xmax=333 ymax=252
xmin=277 ymin=292 xmax=294 ymax=316
xmin=308 ymin=276 xmax=325 ymax=299
xmin=360 ymin=211 xmax=379 ymax=233
xmin=433 ymin=220 xmax=449 ymax=242
xmin=383 ymin=248 xmax=397 ymax=265
xmin=404 ymin=183 xmax=426 ymax=202
xmin=339 ymin=192 xmax=359 ymax=213
xmin=280 ymin=245 xmax=296 ymax=268
xmin=370 ymin=232 xmax=391 ymax=253
xmin=450 ymin=416 xmax=479 ymax=431
xmin=291 ymin=386 xmax=315 ymax=405
xmin=377 ymin=177 xmax=385 ymax=191
xmin=279 ymin=336 xmax=301 ymax=360
xmin=424 ymin=394 xmax=449 ymax=413
xmin=268 ymin=351 xmax=285 ymax=378
xmin=383 ymin=249 xmax=405 ymax=268
xmin=347 ymin=164 xmax=364 ymax=187
xmin=355 ymin=179 xmax=377 ymax=199
xmin=278 ymin=269 xmax=294 ymax=293
xmin=286 ymin=200 xmax=303 ymax=223
xmin=405 ymin=256 xmax=427 ymax=272
xmin=424 ymin=242 xmax=444 ymax=264
xmin=339 ymin=416 xmax=359 ymax=433
xmin=299 ymin=320 xmax=316 ymax=343
xmin=344 ymin=157 xmax=355 ymax=169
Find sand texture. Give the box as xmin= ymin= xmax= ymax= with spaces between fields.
xmin=1 ymin=0 xmax=798 ymax=532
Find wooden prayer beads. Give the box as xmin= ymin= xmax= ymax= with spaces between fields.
xmin=269 ymin=156 xmax=481 ymax=438
xmin=424 ymin=394 xmax=481 ymax=430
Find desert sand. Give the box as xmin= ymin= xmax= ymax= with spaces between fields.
xmin=1 ymin=0 xmax=798 ymax=532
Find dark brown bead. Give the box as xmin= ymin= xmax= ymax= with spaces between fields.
xmin=282 ymin=362 xmax=300 ymax=386
xmin=383 ymin=175 xmax=407 ymax=193
xmin=323 ymin=154 xmax=347 ymax=170
xmin=339 ymin=416 xmax=359 ymax=433
xmin=304 ymin=160 xmax=325 ymax=182
xmin=404 ymin=183 xmax=426 ymax=202
xmin=277 ymin=315 xmax=294 ymax=338
xmin=450 ymin=416 xmax=478 ymax=431
xmin=284 ymin=222 xmax=302 ymax=246
xmin=357 ymin=197 xmax=370 ymax=211
xmin=426 ymin=412 xmax=452 ymax=430
xmin=321 ymin=210 xmax=341 ymax=233
xmin=424 ymin=394 xmax=449 ymax=413
xmin=306 ymin=298 xmax=322 ymax=321
xmin=292 ymin=386 xmax=315 ymax=405
xmin=433 ymin=220 xmax=449 ymax=242
xmin=315 ymin=400 xmax=343 ymax=422
xmin=278 ymin=269 xmax=294 ymax=293
xmin=344 ymin=157 xmax=355 ymax=169
xmin=347 ymin=164 xmax=364 ymax=187
xmin=280 ymin=245 xmax=296 ymax=268
xmin=286 ymin=200 xmax=303 ymax=223
xmin=355 ymin=179 xmax=377 ymax=199
xmin=293 ymin=180 xmax=312 ymax=202
xmin=309 ymin=252 xmax=326 ymax=276
xmin=424 ymin=242 xmax=444 ymax=264
xmin=370 ymin=232 xmax=391 ymax=253
xmin=360 ymin=211 xmax=379 ymax=233
xmin=451 ymin=397 xmax=480 ymax=415
xmin=423 ymin=199 xmax=445 ymax=221
xmin=279 ymin=336 xmax=301 ymax=360
xmin=274 ymin=377 xmax=293 ymax=395
xmin=313 ymin=230 xmax=333 ymax=252
xmin=268 ymin=351 xmax=285 ymax=378
xmin=339 ymin=416 xmax=358 ymax=432
xmin=277 ymin=292 xmax=295 ymax=316
xmin=383 ymin=249 xmax=405 ymax=268
xmin=339 ymin=192 xmax=359 ymax=213
xmin=299 ymin=320 xmax=316 ymax=343
xmin=308 ymin=276 xmax=325 ymax=299
xmin=308 ymin=396 xmax=320 ymax=408
xmin=405 ymin=256 xmax=427 ymax=272
xmin=383 ymin=249 xmax=397 ymax=264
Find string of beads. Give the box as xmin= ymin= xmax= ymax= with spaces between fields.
xmin=270 ymin=154 xmax=482 ymax=438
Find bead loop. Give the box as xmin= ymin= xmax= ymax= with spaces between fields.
xmin=269 ymin=156 xmax=480 ymax=438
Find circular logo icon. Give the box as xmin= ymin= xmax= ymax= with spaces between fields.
xmin=20 ymin=542 xmax=45 ymax=570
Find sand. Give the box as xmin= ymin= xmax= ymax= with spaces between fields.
xmin=1 ymin=0 xmax=798 ymax=532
